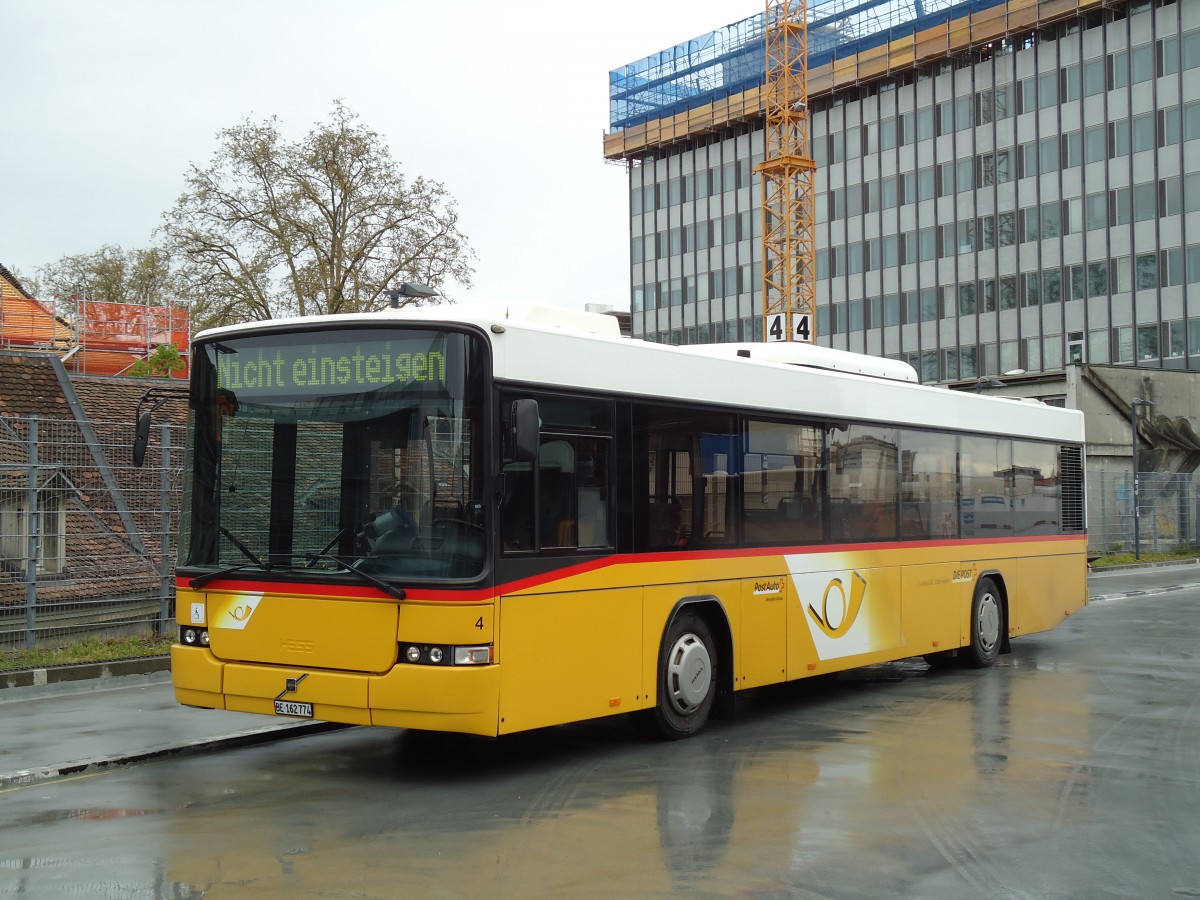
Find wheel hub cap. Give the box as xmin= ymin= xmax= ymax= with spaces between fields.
xmin=666 ymin=633 xmax=711 ymax=714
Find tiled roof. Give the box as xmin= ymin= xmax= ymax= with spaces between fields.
xmin=0 ymin=350 xmax=188 ymax=603
xmin=0 ymin=263 xmax=35 ymax=300
xmin=0 ymin=351 xmax=72 ymax=418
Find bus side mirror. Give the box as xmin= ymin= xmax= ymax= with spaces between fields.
xmin=511 ymin=399 xmax=540 ymax=463
xmin=132 ymin=411 xmax=151 ymax=468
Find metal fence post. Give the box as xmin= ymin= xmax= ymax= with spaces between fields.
xmin=24 ymin=416 xmax=39 ymax=650
xmin=158 ymin=424 xmax=173 ymax=635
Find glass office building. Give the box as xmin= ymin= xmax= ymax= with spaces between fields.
xmin=606 ymin=0 xmax=1200 ymax=384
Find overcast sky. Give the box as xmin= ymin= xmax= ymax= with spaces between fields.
xmin=1 ymin=0 xmax=759 ymax=311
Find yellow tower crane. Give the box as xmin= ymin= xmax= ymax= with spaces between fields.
xmin=757 ymin=0 xmax=816 ymax=344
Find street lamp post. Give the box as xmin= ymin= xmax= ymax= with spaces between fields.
xmin=1130 ymin=397 xmax=1154 ymax=560
xmin=384 ymin=282 xmax=438 ymax=308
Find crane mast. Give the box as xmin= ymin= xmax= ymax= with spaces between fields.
xmin=757 ymin=0 xmax=816 ymax=344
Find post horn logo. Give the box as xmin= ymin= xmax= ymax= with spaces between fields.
xmin=807 ymin=571 xmax=867 ymax=639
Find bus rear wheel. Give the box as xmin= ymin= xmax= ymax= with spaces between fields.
xmin=964 ymin=576 xmax=1003 ymax=668
xmin=636 ymin=610 xmax=717 ymax=740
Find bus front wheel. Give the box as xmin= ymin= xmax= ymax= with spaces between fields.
xmin=964 ymin=577 xmax=1003 ymax=668
xmin=637 ymin=611 xmax=717 ymax=740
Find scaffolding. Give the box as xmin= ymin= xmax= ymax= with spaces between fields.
xmin=607 ymin=0 xmax=1092 ymax=157
xmin=67 ymin=297 xmax=190 ymax=377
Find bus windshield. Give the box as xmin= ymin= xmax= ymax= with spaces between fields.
xmin=180 ymin=326 xmax=487 ymax=583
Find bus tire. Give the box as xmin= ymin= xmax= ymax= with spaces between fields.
xmin=638 ymin=610 xmax=717 ymax=740
xmin=964 ymin=576 xmax=1003 ymax=668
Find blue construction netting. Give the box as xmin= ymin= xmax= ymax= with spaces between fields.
xmin=609 ymin=0 xmax=1010 ymax=132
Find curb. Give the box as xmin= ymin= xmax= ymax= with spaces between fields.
xmin=1 ymin=655 xmax=172 ymax=692
xmin=1087 ymin=584 xmax=1192 ymax=604
xmin=1089 ymin=558 xmax=1200 ymax=573
xmin=0 ymin=720 xmax=349 ymax=790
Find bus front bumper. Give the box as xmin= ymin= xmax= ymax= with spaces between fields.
xmin=171 ymin=644 xmax=501 ymax=737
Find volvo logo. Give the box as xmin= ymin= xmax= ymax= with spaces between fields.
xmin=275 ymin=673 xmax=309 ymax=701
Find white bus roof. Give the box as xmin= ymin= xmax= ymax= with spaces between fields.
xmin=195 ymin=303 xmax=1084 ymax=444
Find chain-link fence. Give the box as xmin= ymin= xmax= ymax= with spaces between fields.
xmin=0 ymin=414 xmax=185 ymax=654
xmin=1088 ymin=468 xmax=1200 ymax=557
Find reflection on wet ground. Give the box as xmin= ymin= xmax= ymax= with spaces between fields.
xmin=2 ymin=591 xmax=1199 ymax=898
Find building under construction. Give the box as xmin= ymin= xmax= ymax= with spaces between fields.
xmin=606 ymin=0 xmax=1200 ymax=384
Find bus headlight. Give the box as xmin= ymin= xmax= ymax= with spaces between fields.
xmin=180 ymin=626 xmax=210 ymax=647
xmin=453 ymin=645 xmax=492 ymax=666
xmin=399 ymin=643 xmax=492 ymax=666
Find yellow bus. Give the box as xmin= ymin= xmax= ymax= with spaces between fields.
xmin=168 ymin=302 xmax=1087 ymax=739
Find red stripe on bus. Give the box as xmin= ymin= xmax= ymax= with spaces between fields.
xmin=176 ymin=533 xmax=1084 ymax=603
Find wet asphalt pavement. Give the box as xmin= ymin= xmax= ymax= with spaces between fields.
xmin=0 ymin=563 xmax=1197 ymax=898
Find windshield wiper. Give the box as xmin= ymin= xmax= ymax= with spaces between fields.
xmin=190 ymin=528 xmax=270 ymax=588
xmin=302 ymin=552 xmax=407 ymax=600
xmin=189 ymin=561 xmax=270 ymax=589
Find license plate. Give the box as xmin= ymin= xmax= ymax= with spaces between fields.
xmin=274 ymin=700 xmax=313 ymax=718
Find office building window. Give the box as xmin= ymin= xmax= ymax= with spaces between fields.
xmin=1109 ymin=120 xmax=1131 ymax=157
xmin=1160 ymin=108 xmax=1181 ymax=146
xmin=1042 ymin=202 xmax=1062 ymax=238
xmin=1000 ymin=276 xmax=1018 ymax=310
xmin=1109 ymin=50 xmax=1129 ymax=89
xmin=1161 ymin=248 xmax=1183 ymax=287
xmin=1024 ymin=338 xmax=1042 ymax=371
xmin=1132 ymin=44 xmax=1154 ymax=83
xmin=1133 ymin=182 xmax=1156 ymax=222
xmin=917 ymin=106 xmax=934 ymax=140
xmin=1020 ymin=207 xmax=1038 ymax=242
xmin=1138 ymin=324 xmax=1159 ymax=360
xmin=1136 ymin=252 xmax=1157 ymax=290
xmin=1085 ymin=124 xmax=1106 ymax=163
xmin=918 ymin=166 xmax=935 ymax=200
xmin=981 ymin=277 xmax=997 ymax=312
xmin=1023 ymin=271 xmax=1041 ymax=306
xmin=1162 ymin=320 xmax=1186 ymax=358
xmin=1089 ymin=329 xmax=1109 ymax=364
xmin=1044 ymin=336 xmax=1063 ymax=369
xmin=1184 ymin=30 xmax=1200 ymax=69
xmin=1084 ymin=57 xmax=1105 ymax=95
xmin=1018 ymin=77 xmax=1036 ymax=113
xmin=1112 ymin=326 xmax=1134 ymax=363
xmin=1186 ymin=101 xmax=1200 ymax=141
xmin=1068 ymin=331 xmax=1085 ymax=364
xmin=994 ymin=84 xmax=1012 ymax=120
xmin=1133 ymin=114 xmax=1156 ymax=152
xmin=1088 ymin=262 xmax=1108 ymax=298
xmin=1115 ymin=257 xmax=1133 ymax=293
xmin=1061 ymin=63 xmax=1081 ymax=101
xmin=1063 ymin=131 xmax=1082 ymax=168
xmin=920 ymin=289 xmax=938 ymax=322
xmin=1161 ymin=176 xmax=1182 ymax=217
xmin=1067 ymin=264 xmax=1085 ymax=300
xmin=881 ymin=294 xmax=899 ymax=326
xmin=976 ymin=89 xmax=994 ymax=125
xmin=1111 ymin=187 xmax=1131 ymax=225
xmin=1039 ymin=71 xmax=1059 ymax=108
xmin=1043 ymin=268 xmax=1062 ymax=304
xmin=998 ymin=212 xmax=1016 ymax=247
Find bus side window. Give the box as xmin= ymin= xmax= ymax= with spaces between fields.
xmin=540 ymin=440 xmax=577 ymax=547
xmin=501 ymin=462 xmax=535 ymax=551
xmin=636 ymin=406 xmax=736 ymax=551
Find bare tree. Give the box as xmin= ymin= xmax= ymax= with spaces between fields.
xmin=36 ymin=245 xmax=176 ymax=304
xmin=161 ymin=101 xmax=475 ymax=332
